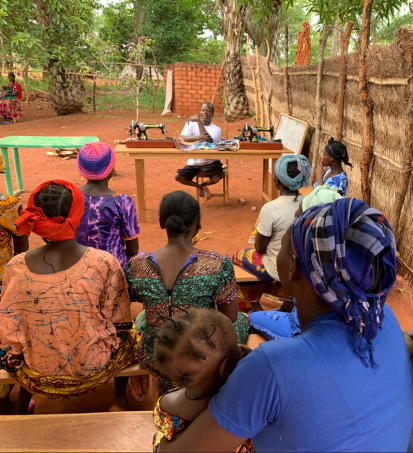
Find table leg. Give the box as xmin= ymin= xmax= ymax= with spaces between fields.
xmin=1 ymin=147 xmax=13 ymax=196
xmin=262 ymin=159 xmax=270 ymax=204
xmin=12 ymin=148 xmax=24 ymax=196
xmin=134 ymin=159 xmax=147 ymax=223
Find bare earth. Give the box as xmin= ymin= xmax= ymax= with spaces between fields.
xmin=2 ymin=104 xmax=413 ymax=414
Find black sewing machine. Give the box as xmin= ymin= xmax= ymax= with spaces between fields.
xmin=235 ymin=124 xmax=279 ymax=142
xmin=127 ymin=121 xmax=168 ymax=140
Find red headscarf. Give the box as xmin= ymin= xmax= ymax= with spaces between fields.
xmin=15 ymin=180 xmax=84 ymax=242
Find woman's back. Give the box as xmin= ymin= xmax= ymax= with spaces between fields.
xmin=0 ymin=248 xmax=131 ymax=376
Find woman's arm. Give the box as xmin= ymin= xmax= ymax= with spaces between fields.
xmin=254 ymin=232 xmax=271 ymax=254
xmin=159 ymin=408 xmax=246 ymax=452
xmin=217 ymin=297 xmax=239 ymax=323
xmin=125 ymin=238 xmax=139 ymax=257
xmin=13 ymin=235 xmax=29 ymax=254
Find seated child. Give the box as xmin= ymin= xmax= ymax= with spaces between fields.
xmin=150 ymin=308 xmax=254 ymax=452
xmin=76 ymin=142 xmax=140 ymax=268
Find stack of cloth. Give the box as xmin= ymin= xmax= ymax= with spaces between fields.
xmin=173 ymin=138 xmax=240 ymax=152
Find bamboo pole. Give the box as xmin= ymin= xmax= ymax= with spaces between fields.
xmin=246 ymin=34 xmax=259 ymax=124
xmin=92 ymin=62 xmax=96 ymax=112
xmin=335 ymin=21 xmax=354 ymax=141
xmin=284 ymin=24 xmax=291 ymax=115
xmin=211 ymin=60 xmax=225 ymax=105
xmin=310 ymin=27 xmax=330 ymax=183
xmin=394 ymin=45 xmax=413 ymax=234
xmin=255 ymin=44 xmax=265 ymax=127
xmin=359 ymin=0 xmax=374 ymax=205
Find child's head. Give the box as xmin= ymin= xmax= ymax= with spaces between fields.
xmin=159 ymin=191 xmax=201 ymax=239
xmin=151 ymin=309 xmax=248 ymax=392
xmin=77 ymin=142 xmax=116 ymax=182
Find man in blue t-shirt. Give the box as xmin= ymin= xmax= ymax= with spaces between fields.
xmin=159 ymin=199 xmax=413 ymax=452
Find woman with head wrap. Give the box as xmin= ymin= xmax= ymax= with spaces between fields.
xmin=76 ymin=142 xmax=140 ymax=269
xmin=158 ymin=198 xmax=413 ymax=453
xmin=0 ymin=181 xmax=142 ymax=414
xmin=313 ymin=137 xmax=352 ymax=196
xmin=233 ymin=155 xmax=311 ymax=309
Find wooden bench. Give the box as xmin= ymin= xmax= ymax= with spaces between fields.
xmin=0 ymin=411 xmax=154 ymax=452
xmin=234 ymin=265 xmax=261 ymax=283
xmin=0 ymin=363 xmax=160 ymax=407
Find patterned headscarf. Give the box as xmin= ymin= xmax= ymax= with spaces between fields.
xmin=77 ymin=142 xmax=116 ymax=180
xmin=291 ymin=198 xmax=396 ymax=369
xmin=275 ymin=155 xmax=311 ymax=192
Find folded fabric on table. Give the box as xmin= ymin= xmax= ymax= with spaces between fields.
xmin=173 ymin=138 xmax=239 ymax=152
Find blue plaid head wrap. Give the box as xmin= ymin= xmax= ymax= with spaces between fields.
xmin=275 ymin=155 xmax=311 ymax=191
xmin=291 ymin=197 xmax=396 ymax=369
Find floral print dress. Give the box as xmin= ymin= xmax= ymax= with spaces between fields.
xmin=313 ymin=169 xmax=349 ymax=197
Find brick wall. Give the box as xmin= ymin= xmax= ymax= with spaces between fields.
xmin=164 ymin=62 xmax=224 ymax=116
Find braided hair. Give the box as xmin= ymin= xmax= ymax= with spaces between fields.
xmin=151 ymin=309 xmax=228 ymax=387
xmin=34 ymin=183 xmax=73 ymax=219
xmin=286 ymin=161 xmax=301 ymax=201
xmin=159 ymin=191 xmax=200 ymax=237
xmin=325 ymin=138 xmax=353 ymax=168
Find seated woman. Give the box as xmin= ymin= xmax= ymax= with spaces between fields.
xmin=313 ymin=137 xmax=352 ymax=196
xmin=1 ymin=72 xmax=23 ymax=124
xmin=250 ymin=185 xmax=343 ymax=341
xmin=158 ymin=198 xmax=413 ymax=453
xmin=0 ymin=181 xmax=139 ymax=414
xmin=151 ymin=309 xmax=253 ymax=452
xmin=233 ymin=155 xmax=310 ymax=309
xmin=125 ymin=191 xmax=249 ymax=389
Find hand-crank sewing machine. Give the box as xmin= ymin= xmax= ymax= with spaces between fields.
xmin=124 ymin=121 xmax=174 ymax=148
xmin=235 ymin=124 xmax=283 ymax=149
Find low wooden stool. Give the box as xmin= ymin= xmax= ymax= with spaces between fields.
xmin=196 ymin=165 xmax=229 ymax=204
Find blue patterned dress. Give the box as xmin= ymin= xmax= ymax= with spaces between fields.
xmin=313 ymin=169 xmax=349 ymax=196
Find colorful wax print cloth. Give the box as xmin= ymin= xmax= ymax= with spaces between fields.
xmin=0 ymin=194 xmax=22 ymax=282
xmin=0 ymin=248 xmax=132 ymax=376
xmin=14 ymin=328 xmax=140 ymax=399
xmin=152 ymin=388 xmax=254 ymax=453
xmin=232 ymin=249 xmax=275 ymax=283
xmin=77 ymin=193 xmax=140 ymax=269
xmin=0 ymin=81 xmax=22 ymax=119
xmin=313 ymin=169 xmax=349 ymax=196
xmin=125 ymin=251 xmax=250 ymax=386
xmin=173 ymin=138 xmax=239 ymax=153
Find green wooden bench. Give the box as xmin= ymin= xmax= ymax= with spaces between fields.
xmin=0 ymin=136 xmax=99 ymax=196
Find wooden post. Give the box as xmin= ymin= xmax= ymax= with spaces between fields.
xmin=310 ymin=27 xmax=330 ymax=183
xmin=151 ymin=45 xmax=160 ymax=113
xmin=359 ymin=0 xmax=374 ymax=205
xmin=335 ymin=21 xmax=354 ymax=141
xmin=93 ymin=61 xmax=96 ymax=112
xmin=284 ymin=24 xmax=291 ymax=115
xmin=246 ymin=34 xmax=259 ymax=124
xmin=394 ymin=45 xmax=413 ymax=234
xmin=255 ymin=45 xmax=265 ymax=128
xmin=265 ymin=38 xmax=274 ymax=130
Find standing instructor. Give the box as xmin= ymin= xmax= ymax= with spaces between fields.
xmin=175 ymin=103 xmax=222 ymax=200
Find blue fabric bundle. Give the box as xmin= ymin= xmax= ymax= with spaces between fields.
xmin=274 ymin=155 xmax=311 ymax=191
xmin=291 ymin=197 xmax=397 ymax=369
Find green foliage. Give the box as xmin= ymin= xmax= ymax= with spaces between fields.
xmin=372 ymin=12 xmax=413 ymax=43
xmin=1 ymin=0 xmax=98 ymax=69
xmin=187 ymin=38 xmax=225 ymax=65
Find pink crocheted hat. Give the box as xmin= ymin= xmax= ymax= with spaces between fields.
xmin=77 ymin=142 xmax=116 ymax=180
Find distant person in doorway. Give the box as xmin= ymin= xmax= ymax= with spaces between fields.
xmin=175 ymin=103 xmax=222 ymax=200
xmin=1 ymin=73 xmax=23 ymax=124
xmin=313 ymin=137 xmax=353 ymax=196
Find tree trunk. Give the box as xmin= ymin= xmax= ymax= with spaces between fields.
xmin=310 ymin=27 xmax=330 ymax=183
xmin=335 ymin=21 xmax=354 ymax=141
xmin=220 ymin=0 xmax=249 ymax=122
xmin=359 ymin=0 xmax=374 ymax=205
xmin=48 ymin=61 xmax=86 ymax=115
xmin=331 ymin=17 xmax=344 ymax=57
xmin=246 ymin=34 xmax=259 ymax=124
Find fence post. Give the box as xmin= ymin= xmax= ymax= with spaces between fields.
xmin=335 ymin=21 xmax=354 ymax=141
xmin=93 ymin=61 xmax=96 ymax=112
xmin=284 ymin=24 xmax=291 ymax=116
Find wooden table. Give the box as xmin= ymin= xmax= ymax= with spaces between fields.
xmin=0 ymin=136 xmax=99 ymax=196
xmin=114 ymin=145 xmax=293 ymax=222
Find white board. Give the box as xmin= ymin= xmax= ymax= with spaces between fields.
xmin=274 ymin=114 xmax=308 ymax=155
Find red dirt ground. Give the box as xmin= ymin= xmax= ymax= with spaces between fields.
xmin=3 ymin=104 xmax=413 ymax=415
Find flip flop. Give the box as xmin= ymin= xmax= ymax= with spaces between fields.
xmin=2 ymin=121 xmax=10 ymax=125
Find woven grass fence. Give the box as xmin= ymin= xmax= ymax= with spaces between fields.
xmin=240 ymin=27 xmax=413 ymax=285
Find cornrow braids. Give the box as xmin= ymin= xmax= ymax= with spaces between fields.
xmin=152 ymin=309 xmax=227 ymax=379
xmin=34 ymin=183 xmax=73 ymax=219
